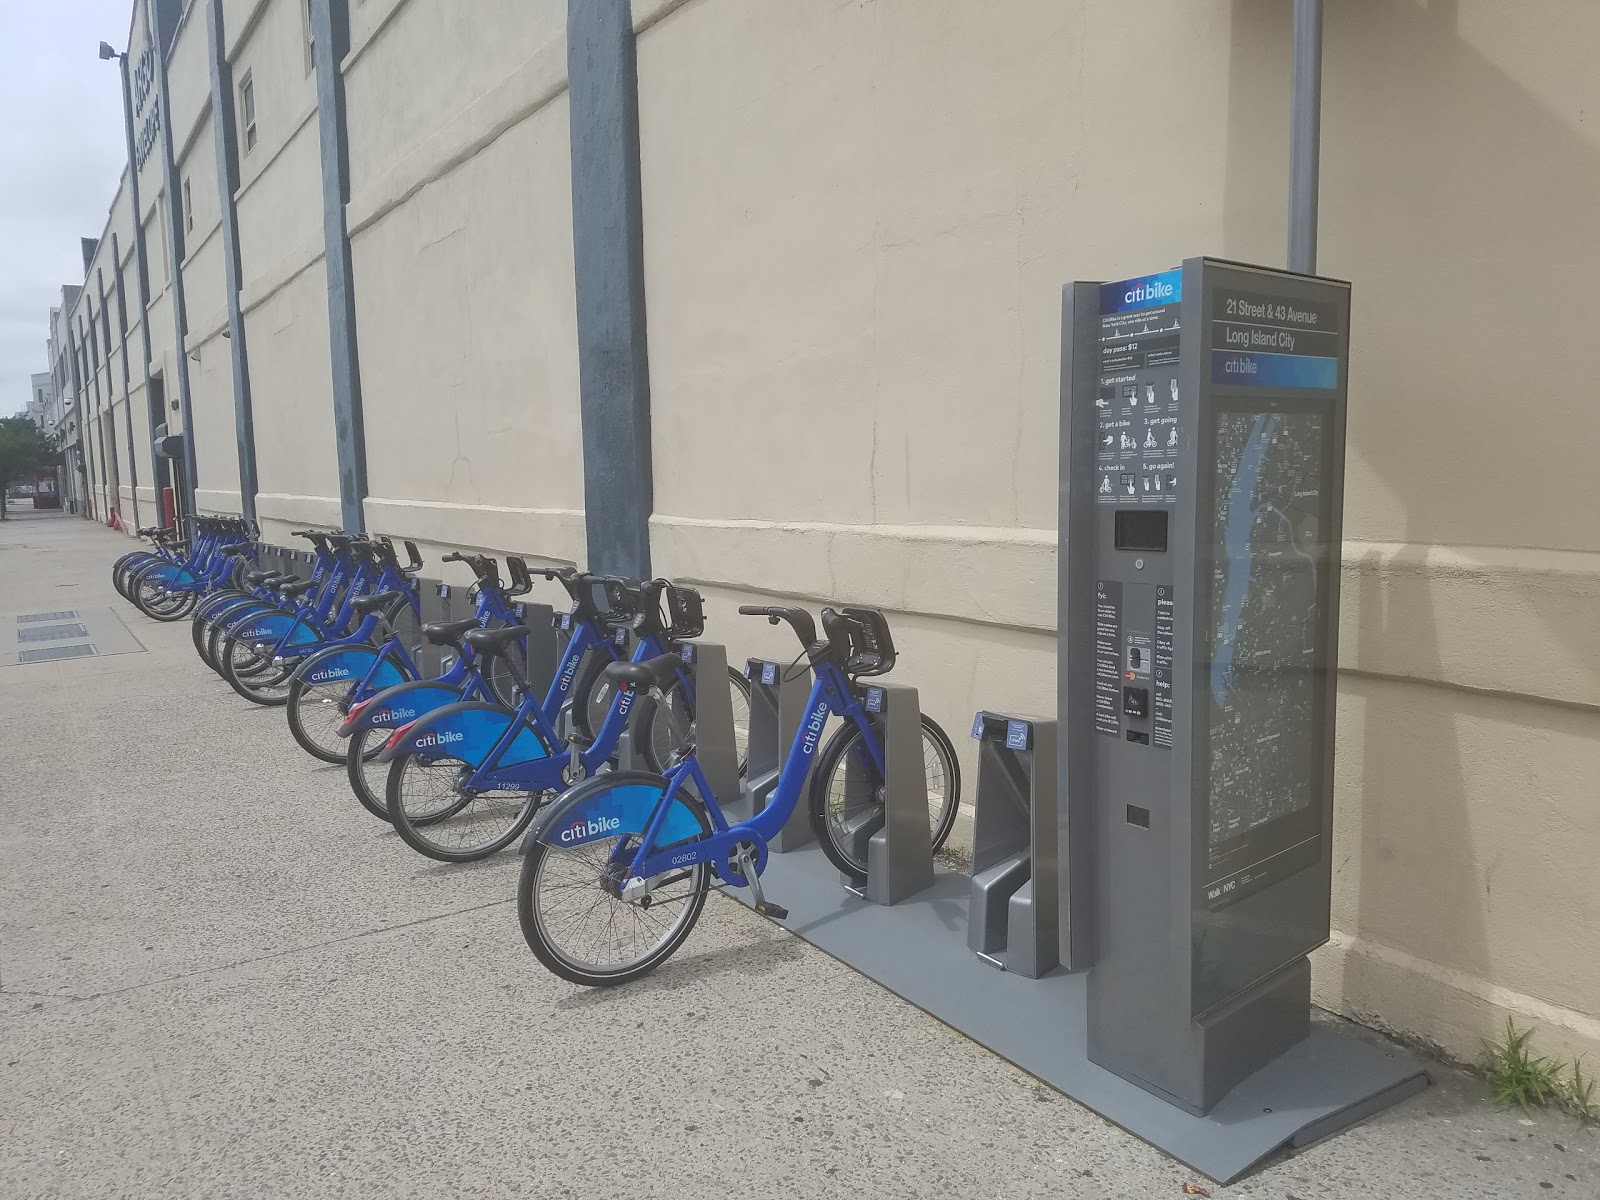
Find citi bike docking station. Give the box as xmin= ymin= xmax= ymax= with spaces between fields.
xmin=732 ymin=657 xmax=817 ymax=842
xmin=701 ymin=257 xmax=1424 ymax=1184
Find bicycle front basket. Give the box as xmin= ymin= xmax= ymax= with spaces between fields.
xmin=840 ymin=606 xmax=896 ymax=678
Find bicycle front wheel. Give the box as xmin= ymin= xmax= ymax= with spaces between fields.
xmin=517 ymin=773 xmax=711 ymax=986
xmin=639 ymin=666 xmax=752 ymax=778
xmin=807 ymin=713 xmax=962 ymax=885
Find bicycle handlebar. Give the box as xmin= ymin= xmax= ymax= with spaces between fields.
xmin=738 ymin=604 xmax=818 ymax=650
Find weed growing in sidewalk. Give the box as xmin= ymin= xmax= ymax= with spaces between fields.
xmin=1482 ymin=1019 xmax=1599 ymax=1123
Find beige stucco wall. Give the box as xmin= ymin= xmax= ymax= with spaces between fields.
xmin=637 ymin=0 xmax=1600 ymax=1070
xmin=344 ymin=0 xmax=584 ymax=562
xmin=233 ymin=0 xmax=340 ymax=538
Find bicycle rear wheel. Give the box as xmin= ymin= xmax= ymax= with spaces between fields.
xmin=130 ymin=563 xmax=196 ymax=621
xmin=517 ymin=773 xmax=711 ymax=986
xmin=221 ymin=632 xmax=294 ymax=705
xmin=287 ymin=673 xmax=361 ymax=762
xmin=345 ymin=727 xmax=391 ymax=820
xmin=807 ymin=713 xmax=962 ymax=885
xmin=386 ymin=753 xmax=544 ymax=862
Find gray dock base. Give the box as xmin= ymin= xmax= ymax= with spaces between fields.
xmin=720 ymin=849 xmax=1427 ymax=1184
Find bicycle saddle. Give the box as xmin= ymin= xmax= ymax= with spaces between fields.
xmin=277 ymin=578 xmax=319 ymax=599
xmin=422 ymin=617 xmax=481 ymax=646
xmin=350 ymin=589 xmax=405 ymax=615
xmin=460 ymin=625 xmax=528 ymax=654
xmin=243 ymin=569 xmax=285 ymax=586
xmin=604 ymin=653 xmax=682 ymax=691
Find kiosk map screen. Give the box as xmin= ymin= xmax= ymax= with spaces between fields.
xmin=1203 ymin=409 xmax=1327 ymax=906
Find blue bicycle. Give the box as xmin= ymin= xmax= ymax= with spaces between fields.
xmin=219 ymin=536 xmax=420 ymax=705
xmin=337 ymin=565 xmax=620 ymax=819
xmin=285 ymin=551 xmax=533 ymax=764
xmin=514 ymin=604 xmax=959 ymax=986
xmin=374 ymin=578 xmax=720 ymax=863
xmin=122 ymin=517 xmax=259 ymax=620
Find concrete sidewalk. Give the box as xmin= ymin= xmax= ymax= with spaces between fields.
xmin=1 ymin=514 xmax=1594 ymax=1199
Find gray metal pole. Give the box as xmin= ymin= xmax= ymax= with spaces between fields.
xmin=1289 ymin=0 xmax=1323 ymax=274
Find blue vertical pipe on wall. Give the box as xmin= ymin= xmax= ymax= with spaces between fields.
xmin=308 ymin=0 xmax=368 ymax=534
xmin=206 ymin=0 xmax=259 ymax=524
xmin=567 ymin=0 xmax=653 ymax=577
xmin=116 ymin=36 xmax=171 ymax=524
xmin=148 ymin=0 xmax=200 ymax=519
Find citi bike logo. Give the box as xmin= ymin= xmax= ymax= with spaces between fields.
xmin=307 ymin=667 xmax=352 ymax=683
xmin=413 ymin=729 xmax=464 ymax=748
xmin=1124 ymin=278 xmax=1175 ymax=306
xmin=800 ymin=703 xmax=830 ymax=756
xmin=559 ymin=814 xmax=620 ymax=844
xmin=375 ymin=706 xmax=416 ymax=724
xmin=556 ymin=651 xmax=581 ymax=694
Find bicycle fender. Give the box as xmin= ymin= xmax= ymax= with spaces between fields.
xmin=141 ymin=562 xmax=199 ymax=588
xmin=343 ymin=680 xmax=465 ymax=735
xmin=292 ymin=646 xmax=404 ymax=689
xmin=523 ymin=771 xmax=703 ymax=855
xmin=374 ymin=701 xmax=550 ymax=767
xmin=229 ymin=610 xmax=320 ymax=649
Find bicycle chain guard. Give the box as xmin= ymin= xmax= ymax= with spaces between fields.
xmin=714 ymin=836 xmax=769 ymax=887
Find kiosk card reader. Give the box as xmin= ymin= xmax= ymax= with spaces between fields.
xmin=1062 ymin=257 xmax=1351 ymax=1114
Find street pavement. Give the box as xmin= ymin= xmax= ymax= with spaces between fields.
xmin=1 ymin=509 xmax=1595 ymax=1198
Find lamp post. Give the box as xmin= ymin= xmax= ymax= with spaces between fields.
xmin=100 ymin=37 xmax=168 ymax=527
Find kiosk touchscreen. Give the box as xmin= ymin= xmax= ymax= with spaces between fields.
xmin=1061 ymin=257 xmax=1351 ymax=1113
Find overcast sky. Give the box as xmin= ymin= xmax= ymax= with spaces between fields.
xmin=1 ymin=0 xmax=134 ymax=417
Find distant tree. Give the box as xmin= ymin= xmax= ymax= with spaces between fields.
xmin=0 ymin=416 xmax=59 ymax=519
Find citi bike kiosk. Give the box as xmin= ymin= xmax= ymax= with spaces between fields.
xmin=721 ymin=257 xmax=1424 ymax=1183
xmin=1060 ymin=256 xmax=1424 ymax=1158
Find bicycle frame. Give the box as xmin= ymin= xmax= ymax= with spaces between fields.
xmin=610 ymin=659 xmax=882 ymax=885
xmin=377 ymin=626 xmax=647 ymax=787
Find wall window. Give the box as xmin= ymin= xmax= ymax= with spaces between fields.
xmin=183 ymin=177 xmax=193 ymax=233
xmin=302 ymin=0 xmax=316 ymax=76
xmin=239 ymin=71 xmax=257 ymax=154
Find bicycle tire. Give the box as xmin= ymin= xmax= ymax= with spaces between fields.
xmin=113 ymin=552 xmax=160 ymax=600
xmin=129 ymin=561 xmax=197 ymax=621
xmin=221 ymin=631 xmax=294 ymax=705
xmin=517 ymin=772 xmax=712 ymax=987
xmin=639 ymin=666 xmax=752 ymax=779
xmin=286 ymin=673 xmax=358 ymax=763
xmin=345 ymin=726 xmax=391 ymax=821
xmin=806 ymin=712 xmax=963 ymax=885
xmin=192 ymin=591 xmax=253 ymax=661
xmin=385 ymin=738 xmax=549 ymax=863
xmin=207 ymin=601 xmax=271 ymax=676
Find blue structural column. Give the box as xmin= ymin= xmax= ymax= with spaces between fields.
xmin=148 ymin=0 xmax=200 ymax=519
xmin=206 ymin=0 xmax=258 ymax=524
xmin=567 ymin=0 xmax=653 ymax=577
xmin=308 ymin=0 xmax=367 ymax=533
xmin=115 ymin=35 xmax=171 ymax=524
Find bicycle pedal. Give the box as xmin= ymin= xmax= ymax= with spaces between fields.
xmin=754 ymin=901 xmax=789 ymax=921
